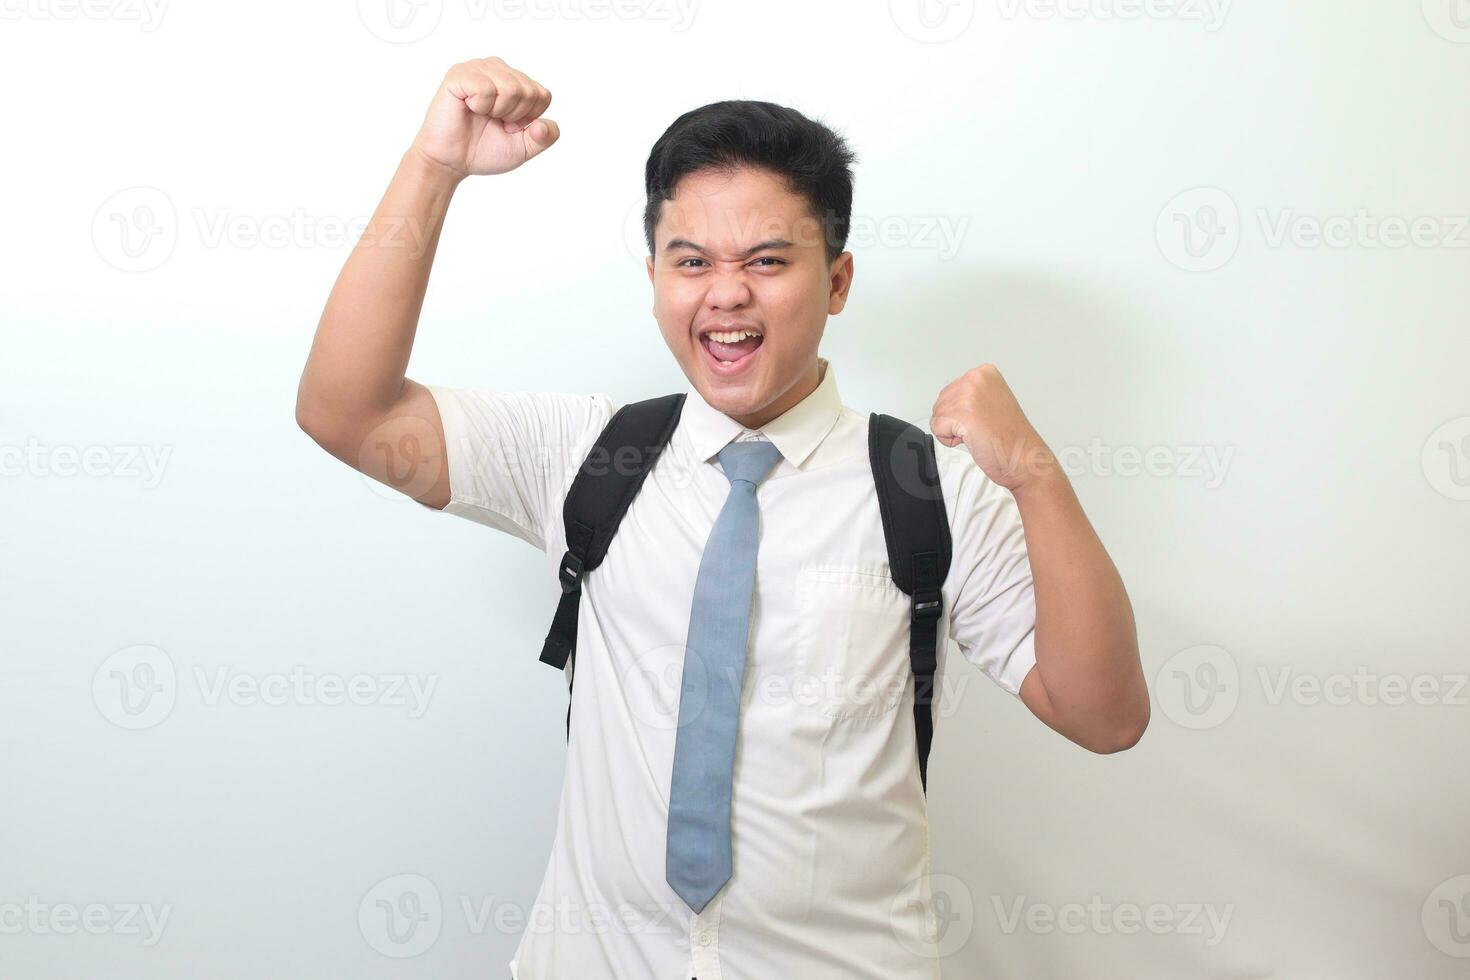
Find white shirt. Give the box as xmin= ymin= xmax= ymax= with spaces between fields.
xmin=427 ymin=356 xmax=1037 ymax=980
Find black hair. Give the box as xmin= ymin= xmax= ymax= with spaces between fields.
xmin=642 ymin=100 xmax=857 ymax=265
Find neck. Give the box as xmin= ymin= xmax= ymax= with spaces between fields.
xmin=728 ymin=358 xmax=822 ymax=430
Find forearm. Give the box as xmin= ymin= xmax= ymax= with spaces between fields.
xmin=1012 ymin=458 xmax=1149 ymax=750
xmin=295 ymin=149 xmax=462 ymax=438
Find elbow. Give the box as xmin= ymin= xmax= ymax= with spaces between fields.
xmin=1086 ymin=644 xmax=1150 ymax=755
xmin=295 ymin=395 xmax=328 ymax=443
xmin=295 ymin=392 xmax=347 ymax=454
xmin=294 ymin=396 xmax=316 ymax=436
xmin=295 ymin=373 xmax=319 ymax=434
xmin=1087 ymin=703 xmax=1150 ymax=755
xmin=294 ymin=376 xmax=339 ymax=445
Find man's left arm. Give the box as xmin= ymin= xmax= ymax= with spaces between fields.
xmin=931 ymin=364 xmax=1150 ymax=754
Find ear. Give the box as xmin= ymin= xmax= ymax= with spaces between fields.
xmin=646 ymin=254 xmax=655 ymax=285
xmin=828 ymin=251 xmax=854 ymax=315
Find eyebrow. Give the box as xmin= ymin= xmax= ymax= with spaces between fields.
xmin=661 ymin=237 xmax=794 ymax=257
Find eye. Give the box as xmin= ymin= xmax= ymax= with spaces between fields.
xmin=674 ymin=256 xmax=785 ymax=269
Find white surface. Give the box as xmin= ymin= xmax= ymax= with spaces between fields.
xmin=1 ymin=2 xmax=1467 ymax=977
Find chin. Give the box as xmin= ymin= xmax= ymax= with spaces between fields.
xmin=699 ymin=381 xmax=763 ymax=416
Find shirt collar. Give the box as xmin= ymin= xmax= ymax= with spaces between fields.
xmin=679 ymin=356 xmax=842 ymax=470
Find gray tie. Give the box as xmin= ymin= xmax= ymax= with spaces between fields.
xmin=665 ymin=439 xmax=784 ymax=914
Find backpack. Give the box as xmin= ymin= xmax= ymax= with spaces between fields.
xmin=537 ymin=393 xmax=952 ymax=793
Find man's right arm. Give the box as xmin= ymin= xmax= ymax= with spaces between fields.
xmin=294 ymin=56 xmax=559 ymax=510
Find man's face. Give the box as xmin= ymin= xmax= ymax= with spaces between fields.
xmin=646 ymin=166 xmax=853 ymax=429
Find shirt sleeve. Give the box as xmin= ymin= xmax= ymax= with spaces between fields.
xmin=423 ymin=385 xmax=618 ymax=552
xmin=936 ymin=441 xmax=1039 ymax=699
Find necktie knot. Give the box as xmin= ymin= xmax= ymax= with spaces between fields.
xmin=717 ymin=439 xmax=782 ymax=487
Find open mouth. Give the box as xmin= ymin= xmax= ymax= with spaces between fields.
xmin=699 ymin=325 xmax=764 ymax=375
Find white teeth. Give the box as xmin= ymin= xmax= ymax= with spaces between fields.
xmin=706 ymin=329 xmax=760 ymax=344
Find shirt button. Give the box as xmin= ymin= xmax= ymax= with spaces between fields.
xmin=696 ymin=930 xmax=713 ymax=946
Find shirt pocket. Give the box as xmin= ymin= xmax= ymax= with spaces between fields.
xmin=793 ymin=560 xmax=912 ymax=722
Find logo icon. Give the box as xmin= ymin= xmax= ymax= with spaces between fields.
xmin=891 ymin=871 xmax=974 ymax=957
xmin=92 ymin=187 xmax=177 ymax=273
xmin=889 ymin=0 xmax=976 ymax=43
xmin=1156 ymin=186 xmax=1240 ymax=272
xmin=358 ymin=413 xmax=445 ymax=503
xmin=884 ymin=415 xmax=947 ymax=504
xmin=1156 ymin=643 xmax=1238 ymax=730
xmin=1422 ymin=873 xmax=1470 ymax=956
xmin=1423 ymin=0 xmax=1470 ymax=43
xmin=622 ymin=193 xmax=654 ymax=270
xmin=93 ymin=644 xmax=178 ymax=730
xmin=1422 ymin=416 xmax=1470 ymax=501
xmin=357 ymin=0 xmax=443 ymax=43
xmin=622 ymin=643 xmax=706 ymax=731
xmin=359 ymin=873 xmax=443 ymax=958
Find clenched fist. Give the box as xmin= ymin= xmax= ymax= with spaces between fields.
xmin=930 ymin=364 xmax=1059 ymax=492
xmin=412 ymin=57 xmax=559 ymax=179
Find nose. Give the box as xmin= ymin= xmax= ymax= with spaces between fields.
xmin=702 ymin=267 xmax=754 ymax=310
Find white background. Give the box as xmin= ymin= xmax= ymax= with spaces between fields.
xmin=2 ymin=0 xmax=1468 ymax=976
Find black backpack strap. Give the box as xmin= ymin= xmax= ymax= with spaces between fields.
xmin=539 ymin=392 xmax=686 ymax=739
xmin=868 ymin=413 xmax=952 ymax=795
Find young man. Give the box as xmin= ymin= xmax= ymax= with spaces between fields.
xmin=297 ymin=56 xmax=1148 ymax=980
